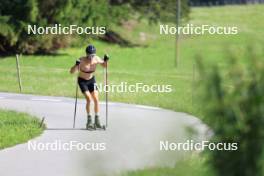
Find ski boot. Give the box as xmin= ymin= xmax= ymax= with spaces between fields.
xmin=86 ymin=115 xmax=94 ymax=130
xmin=94 ymin=115 xmax=106 ymax=130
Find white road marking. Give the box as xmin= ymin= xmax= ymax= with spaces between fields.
xmin=134 ymin=105 xmax=161 ymax=110
xmin=0 ymin=93 xmax=161 ymax=110
xmin=31 ymin=98 xmax=62 ymax=102
xmin=100 ymin=102 xmax=115 ymax=105
xmin=100 ymin=102 xmax=161 ymax=110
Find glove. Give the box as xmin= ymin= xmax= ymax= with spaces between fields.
xmin=75 ymin=60 xmax=80 ymax=65
xmin=103 ymin=54 xmax=109 ymax=62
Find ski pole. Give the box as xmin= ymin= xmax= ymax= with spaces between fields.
xmin=73 ymin=66 xmax=79 ymax=128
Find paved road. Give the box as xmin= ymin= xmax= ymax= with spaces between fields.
xmin=0 ymin=92 xmax=207 ymax=176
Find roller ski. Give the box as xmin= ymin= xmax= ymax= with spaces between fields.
xmin=93 ymin=115 xmax=106 ymax=130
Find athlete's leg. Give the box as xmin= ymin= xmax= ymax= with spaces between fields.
xmin=90 ymin=90 xmax=102 ymax=128
xmin=90 ymin=90 xmax=99 ymax=114
xmin=83 ymin=91 xmax=93 ymax=128
xmin=83 ymin=91 xmax=92 ymax=115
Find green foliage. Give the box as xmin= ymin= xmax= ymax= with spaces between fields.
xmin=0 ymin=16 xmax=17 ymax=45
xmin=0 ymin=0 xmax=38 ymax=22
xmin=110 ymin=0 xmax=189 ymax=23
xmin=66 ymin=0 xmax=130 ymax=26
xmin=0 ymin=0 xmax=189 ymax=55
xmin=0 ymin=0 xmax=40 ymax=54
xmin=198 ymin=47 xmax=264 ymax=176
xmin=37 ymin=0 xmax=72 ymax=24
xmin=129 ymin=0 xmax=190 ymax=23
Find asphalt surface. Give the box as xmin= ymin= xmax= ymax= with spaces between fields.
xmin=0 ymin=92 xmax=207 ymax=176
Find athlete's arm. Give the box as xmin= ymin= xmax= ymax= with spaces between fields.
xmin=70 ymin=59 xmax=80 ymax=74
xmin=96 ymin=55 xmax=109 ymax=67
xmin=96 ymin=56 xmax=107 ymax=67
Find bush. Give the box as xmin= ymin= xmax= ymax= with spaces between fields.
xmin=198 ymin=47 xmax=264 ymax=176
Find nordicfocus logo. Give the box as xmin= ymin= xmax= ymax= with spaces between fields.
xmin=160 ymin=24 xmax=238 ymax=35
xmin=28 ymin=140 xmax=106 ymax=151
xmin=27 ymin=24 xmax=106 ymax=35
xmin=96 ymin=82 xmax=172 ymax=93
xmin=160 ymin=140 xmax=238 ymax=151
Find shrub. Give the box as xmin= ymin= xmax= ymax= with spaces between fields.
xmin=198 ymin=47 xmax=264 ymax=176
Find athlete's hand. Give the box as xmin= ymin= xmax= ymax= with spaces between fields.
xmin=103 ymin=54 xmax=109 ymax=62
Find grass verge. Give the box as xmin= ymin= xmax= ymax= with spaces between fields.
xmin=0 ymin=109 xmax=43 ymax=150
xmin=121 ymin=153 xmax=214 ymax=176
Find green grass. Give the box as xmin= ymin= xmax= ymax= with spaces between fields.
xmin=121 ymin=154 xmax=214 ymax=176
xmin=0 ymin=109 xmax=43 ymax=149
xmin=0 ymin=5 xmax=263 ymax=116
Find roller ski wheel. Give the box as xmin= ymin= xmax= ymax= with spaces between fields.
xmin=86 ymin=123 xmax=95 ymax=130
xmin=102 ymin=125 xmax=106 ymax=130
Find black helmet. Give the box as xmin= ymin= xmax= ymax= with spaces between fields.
xmin=86 ymin=44 xmax=96 ymax=55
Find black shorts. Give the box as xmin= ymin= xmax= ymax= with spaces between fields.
xmin=78 ymin=76 xmax=98 ymax=93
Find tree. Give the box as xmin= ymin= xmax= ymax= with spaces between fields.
xmin=0 ymin=0 xmax=190 ymax=55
